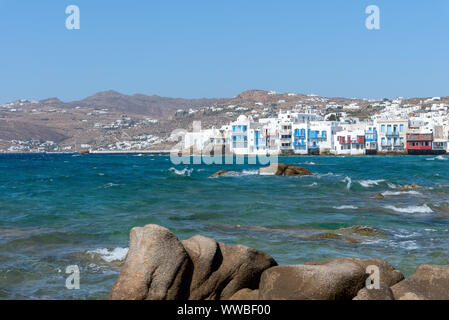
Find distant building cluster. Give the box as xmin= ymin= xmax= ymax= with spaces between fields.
xmin=184 ymin=98 xmax=449 ymax=156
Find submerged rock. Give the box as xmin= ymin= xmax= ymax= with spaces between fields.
xmin=339 ymin=225 xmax=383 ymax=237
xmin=307 ymin=232 xmax=343 ymax=240
xmin=307 ymin=226 xmax=384 ymax=243
xmin=108 ymin=224 xmax=192 ymax=300
xmin=210 ymin=170 xmax=231 ymax=178
xmin=372 ymin=193 xmax=385 ymax=199
xmin=399 ymin=184 xmax=422 ymax=190
xmin=209 ymin=170 xmax=245 ymax=178
xmin=182 ymin=235 xmax=277 ymax=300
xmin=391 ymin=264 xmax=449 ymax=300
xmin=258 ymin=163 xmax=313 ymax=176
xmin=259 ymin=259 xmax=366 ymax=300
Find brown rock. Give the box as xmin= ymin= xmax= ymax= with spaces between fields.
xmin=182 ymin=235 xmax=277 ymax=300
xmin=210 ymin=170 xmax=229 ymax=178
xmin=391 ymin=264 xmax=449 ymax=300
xmin=399 ymin=184 xmax=422 ymax=190
xmin=209 ymin=170 xmax=242 ymax=178
xmin=228 ymin=288 xmax=259 ymax=300
xmin=353 ymin=282 xmax=395 ymax=300
xmin=305 ymin=257 xmax=404 ymax=287
xmin=108 ymin=224 xmax=192 ymax=300
xmin=259 ymin=259 xmax=366 ymax=300
xmin=258 ymin=163 xmax=313 ymax=176
xmin=372 ymin=193 xmax=384 ymax=199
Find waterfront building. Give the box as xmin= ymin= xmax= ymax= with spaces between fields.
xmin=376 ymin=119 xmax=408 ymax=153
xmin=364 ymin=124 xmax=378 ymax=155
xmin=182 ymin=108 xmax=449 ymax=156
xmin=333 ymin=129 xmax=366 ymax=155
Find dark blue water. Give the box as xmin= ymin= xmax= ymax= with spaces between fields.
xmin=1 ymin=153 xmax=448 ymax=299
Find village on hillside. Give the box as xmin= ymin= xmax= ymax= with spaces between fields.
xmin=183 ymin=96 xmax=449 ymax=156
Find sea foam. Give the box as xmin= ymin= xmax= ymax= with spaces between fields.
xmin=333 ymin=205 xmax=358 ymax=210
xmin=358 ymin=179 xmax=385 ymax=188
xmin=383 ymin=204 xmax=433 ymax=214
xmin=381 ymin=190 xmax=422 ymax=196
xmin=169 ymin=167 xmax=193 ymax=176
xmin=88 ymin=247 xmax=129 ymax=262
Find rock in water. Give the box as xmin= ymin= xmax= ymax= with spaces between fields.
xmin=258 ymin=163 xmax=313 ymax=176
xmin=372 ymin=193 xmax=384 ymax=199
xmin=182 ymin=235 xmax=277 ymax=300
xmin=305 ymin=257 xmax=404 ymax=287
xmin=209 ymin=170 xmax=241 ymax=178
xmin=210 ymin=170 xmax=229 ymax=178
xmin=259 ymin=260 xmax=366 ymax=300
xmin=391 ymin=264 xmax=449 ymax=300
xmin=353 ymin=282 xmax=395 ymax=300
xmin=107 ymin=224 xmax=192 ymax=300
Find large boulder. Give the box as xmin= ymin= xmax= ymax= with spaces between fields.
xmin=228 ymin=288 xmax=259 ymax=300
xmin=182 ymin=235 xmax=277 ymax=300
xmin=391 ymin=264 xmax=449 ymax=300
xmin=353 ymin=282 xmax=395 ymax=300
xmin=108 ymin=225 xmax=192 ymax=300
xmin=258 ymin=259 xmax=367 ymax=300
xmin=305 ymin=257 xmax=404 ymax=287
xmin=258 ymin=163 xmax=313 ymax=176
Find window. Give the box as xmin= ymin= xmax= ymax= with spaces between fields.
xmin=381 ymin=125 xmax=385 ymax=133
xmin=400 ymin=124 xmax=404 ymax=132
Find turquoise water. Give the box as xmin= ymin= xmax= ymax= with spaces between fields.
xmin=1 ymin=153 xmax=449 ymax=299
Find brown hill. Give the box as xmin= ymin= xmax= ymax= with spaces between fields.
xmin=60 ymin=90 xmax=227 ymax=117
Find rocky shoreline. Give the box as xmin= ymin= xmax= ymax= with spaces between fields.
xmin=108 ymin=224 xmax=449 ymax=300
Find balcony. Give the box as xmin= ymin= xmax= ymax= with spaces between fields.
xmin=385 ymin=131 xmax=400 ymax=137
xmin=293 ymin=132 xmax=306 ymax=138
xmin=381 ymin=142 xmax=405 ymax=150
xmin=406 ymin=133 xmax=433 ymax=141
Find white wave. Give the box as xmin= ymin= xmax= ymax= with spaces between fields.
xmin=362 ymin=239 xmax=419 ymax=250
xmin=88 ymin=247 xmax=129 ymax=262
xmin=342 ymin=176 xmax=352 ymax=190
xmin=394 ymin=231 xmax=421 ymax=238
xmin=383 ymin=204 xmax=433 ymax=214
xmin=241 ymin=169 xmax=259 ymax=175
xmin=387 ymin=183 xmax=397 ymax=189
xmin=396 ymin=240 xmax=419 ymax=250
xmin=169 ymin=167 xmax=193 ymax=176
xmin=358 ymin=179 xmax=385 ymax=188
xmin=381 ymin=190 xmax=422 ymax=196
xmin=306 ymin=182 xmax=318 ymax=187
xmin=333 ymin=205 xmax=358 ymax=210
xmin=101 ymin=182 xmax=119 ymax=188
xmin=426 ymin=155 xmax=448 ymax=161
xmin=305 ymin=161 xmax=316 ymax=165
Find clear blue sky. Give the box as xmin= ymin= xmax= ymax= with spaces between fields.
xmin=0 ymin=0 xmax=448 ymax=103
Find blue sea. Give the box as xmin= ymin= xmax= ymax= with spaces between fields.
xmin=1 ymin=153 xmax=449 ymax=299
